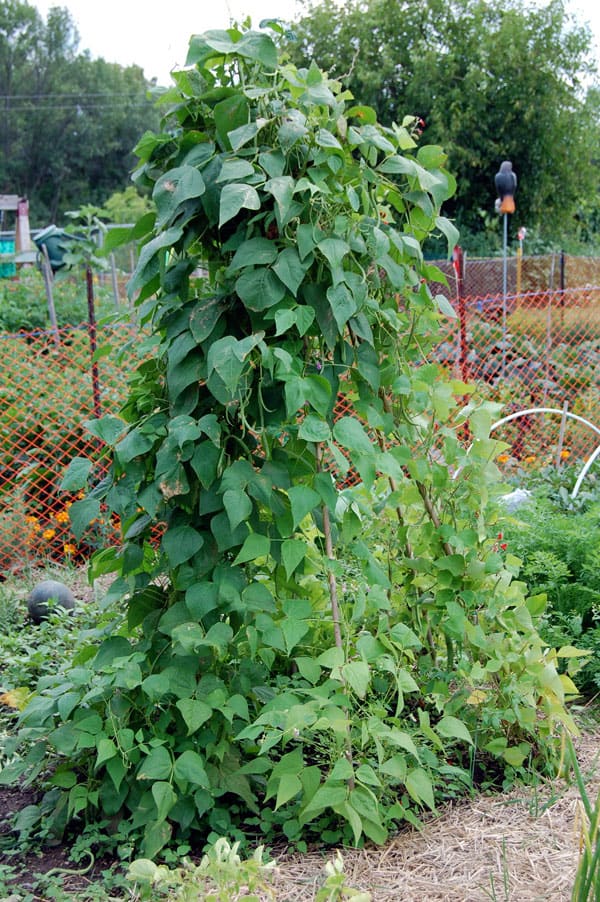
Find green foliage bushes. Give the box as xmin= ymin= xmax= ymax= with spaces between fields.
xmin=0 ymin=270 xmax=116 ymax=334
xmin=501 ymin=464 xmax=600 ymax=696
xmin=0 ymin=25 xmax=579 ymax=860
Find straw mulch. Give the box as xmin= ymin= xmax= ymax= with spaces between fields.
xmin=270 ymin=726 xmax=600 ymax=901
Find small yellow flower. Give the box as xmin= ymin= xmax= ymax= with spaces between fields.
xmin=42 ymin=528 xmax=56 ymax=540
xmin=54 ymin=510 xmax=70 ymax=524
xmin=524 ymin=455 xmax=536 ymax=464
xmin=560 ymin=449 xmax=571 ymax=460
xmin=63 ymin=543 xmax=77 ymax=556
xmin=77 ymin=490 xmax=86 ymax=500
xmin=496 ymin=454 xmax=510 ymax=464
xmin=25 ymin=515 xmax=39 ymax=524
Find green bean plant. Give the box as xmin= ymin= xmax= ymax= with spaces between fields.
xmin=0 ymin=24 xmax=578 ymax=857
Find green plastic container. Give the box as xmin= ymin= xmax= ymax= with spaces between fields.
xmin=0 ymin=239 xmax=16 ymax=278
xmin=33 ymin=225 xmax=73 ymax=273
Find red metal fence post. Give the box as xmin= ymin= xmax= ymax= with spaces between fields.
xmin=86 ymin=264 xmax=102 ymax=420
xmin=453 ymin=245 xmax=469 ymax=384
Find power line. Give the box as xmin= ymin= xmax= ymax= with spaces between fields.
xmin=2 ymin=102 xmax=155 ymax=113
xmin=0 ymin=92 xmax=146 ymax=99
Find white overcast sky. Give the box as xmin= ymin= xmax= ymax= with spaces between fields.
xmin=29 ymin=0 xmax=306 ymax=84
xmin=29 ymin=0 xmax=600 ymax=86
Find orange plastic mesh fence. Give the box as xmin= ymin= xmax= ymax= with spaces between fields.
xmin=0 ymin=324 xmax=134 ymax=570
xmin=2 ymin=284 xmax=600 ymax=570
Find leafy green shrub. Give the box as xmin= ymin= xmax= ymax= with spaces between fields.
xmin=0 ymin=23 xmax=576 ymax=861
xmin=0 ymin=270 xmax=116 ymax=334
xmin=501 ymin=471 xmax=600 ymax=694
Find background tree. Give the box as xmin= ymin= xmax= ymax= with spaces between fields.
xmin=290 ymin=0 xmax=600 ymax=251
xmin=0 ymin=0 xmax=159 ymax=225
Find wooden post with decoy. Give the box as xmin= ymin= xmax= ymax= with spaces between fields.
xmin=494 ymin=161 xmax=517 ymax=377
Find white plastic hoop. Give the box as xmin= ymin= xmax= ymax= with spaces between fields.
xmin=455 ymin=407 xmax=600 ymax=499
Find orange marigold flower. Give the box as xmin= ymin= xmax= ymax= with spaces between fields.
xmin=54 ymin=510 xmax=70 ymax=524
xmin=560 ymin=449 xmax=571 ymax=460
xmin=496 ymin=454 xmax=510 ymax=464
xmin=524 ymin=455 xmax=536 ymax=464
xmin=25 ymin=515 xmax=39 ymax=524
xmin=42 ymin=528 xmax=56 ymax=540
xmin=77 ymin=490 xmax=86 ymax=499
xmin=63 ymin=543 xmax=77 ymax=556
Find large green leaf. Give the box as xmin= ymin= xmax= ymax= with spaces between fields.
xmin=69 ymin=498 xmax=101 ymax=541
xmin=275 ymin=773 xmax=302 ymax=810
xmin=378 ymin=155 xmax=417 ymax=177
xmin=235 ymin=267 xmax=286 ymax=311
xmin=227 ymin=237 xmax=278 ymax=272
xmin=333 ymin=416 xmax=373 ymax=455
xmin=214 ymin=94 xmax=250 ymax=151
xmin=137 ymin=747 xmax=172 ymax=781
xmin=342 ymin=661 xmax=371 ymax=699
xmin=288 ymin=485 xmax=321 ymax=530
xmin=173 ymin=749 xmax=210 ymax=787
xmin=277 ymin=109 xmax=308 ymax=149
xmin=298 ymin=414 xmax=331 ymax=443
xmin=186 ymin=31 xmax=234 ymax=65
xmin=128 ymin=226 xmax=183 ymax=299
xmin=189 ymin=296 xmax=224 ymax=343
xmin=176 ymin=699 xmax=213 ymax=736
xmin=281 ymin=617 xmax=310 ymax=654
xmin=236 ymin=31 xmax=278 ymax=68
xmin=435 ymin=215 xmax=460 ymax=256
xmin=114 ymin=429 xmax=155 ymax=464
xmin=233 ymin=532 xmax=271 ymax=565
xmin=281 ymin=539 xmax=307 ymax=579
xmin=216 ymin=158 xmax=256 ymax=183
xmin=317 ymin=238 xmax=350 ymax=285
xmin=436 ymin=715 xmax=473 ymax=745
xmin=327 ymin=283 xmax=357 ymax=331
xmin=206 ymin=333 xmax=263 ymax=393
xmin=273 ymin=247 xmax=309 ymax=297
xmin=84 ymin=415 xmax=126 ymax=446
xmin=60 ymin=457 xmax=92 ymax=491
xmin=405 ymin=768 xmax=435 ymax=810
xmin=264 ymin=176 xmax=296 ymax=227
xmin=219 ymin=183 xmax=261 ymax=227
xmin=223 ymin=489 xmax=253 ymax=531
xmin=153 ymin=166 xmax=205 ymax=229
xmin=152 ymin=782 xmax=177 ymax=823
xmin=228 ymin=119 xmax=268 ymax=152
xmin=162 ymin=526 xmax=204 ymax=568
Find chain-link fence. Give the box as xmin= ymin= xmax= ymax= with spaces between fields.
xmin=2 ymin=258 xmax=600 ymax=570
